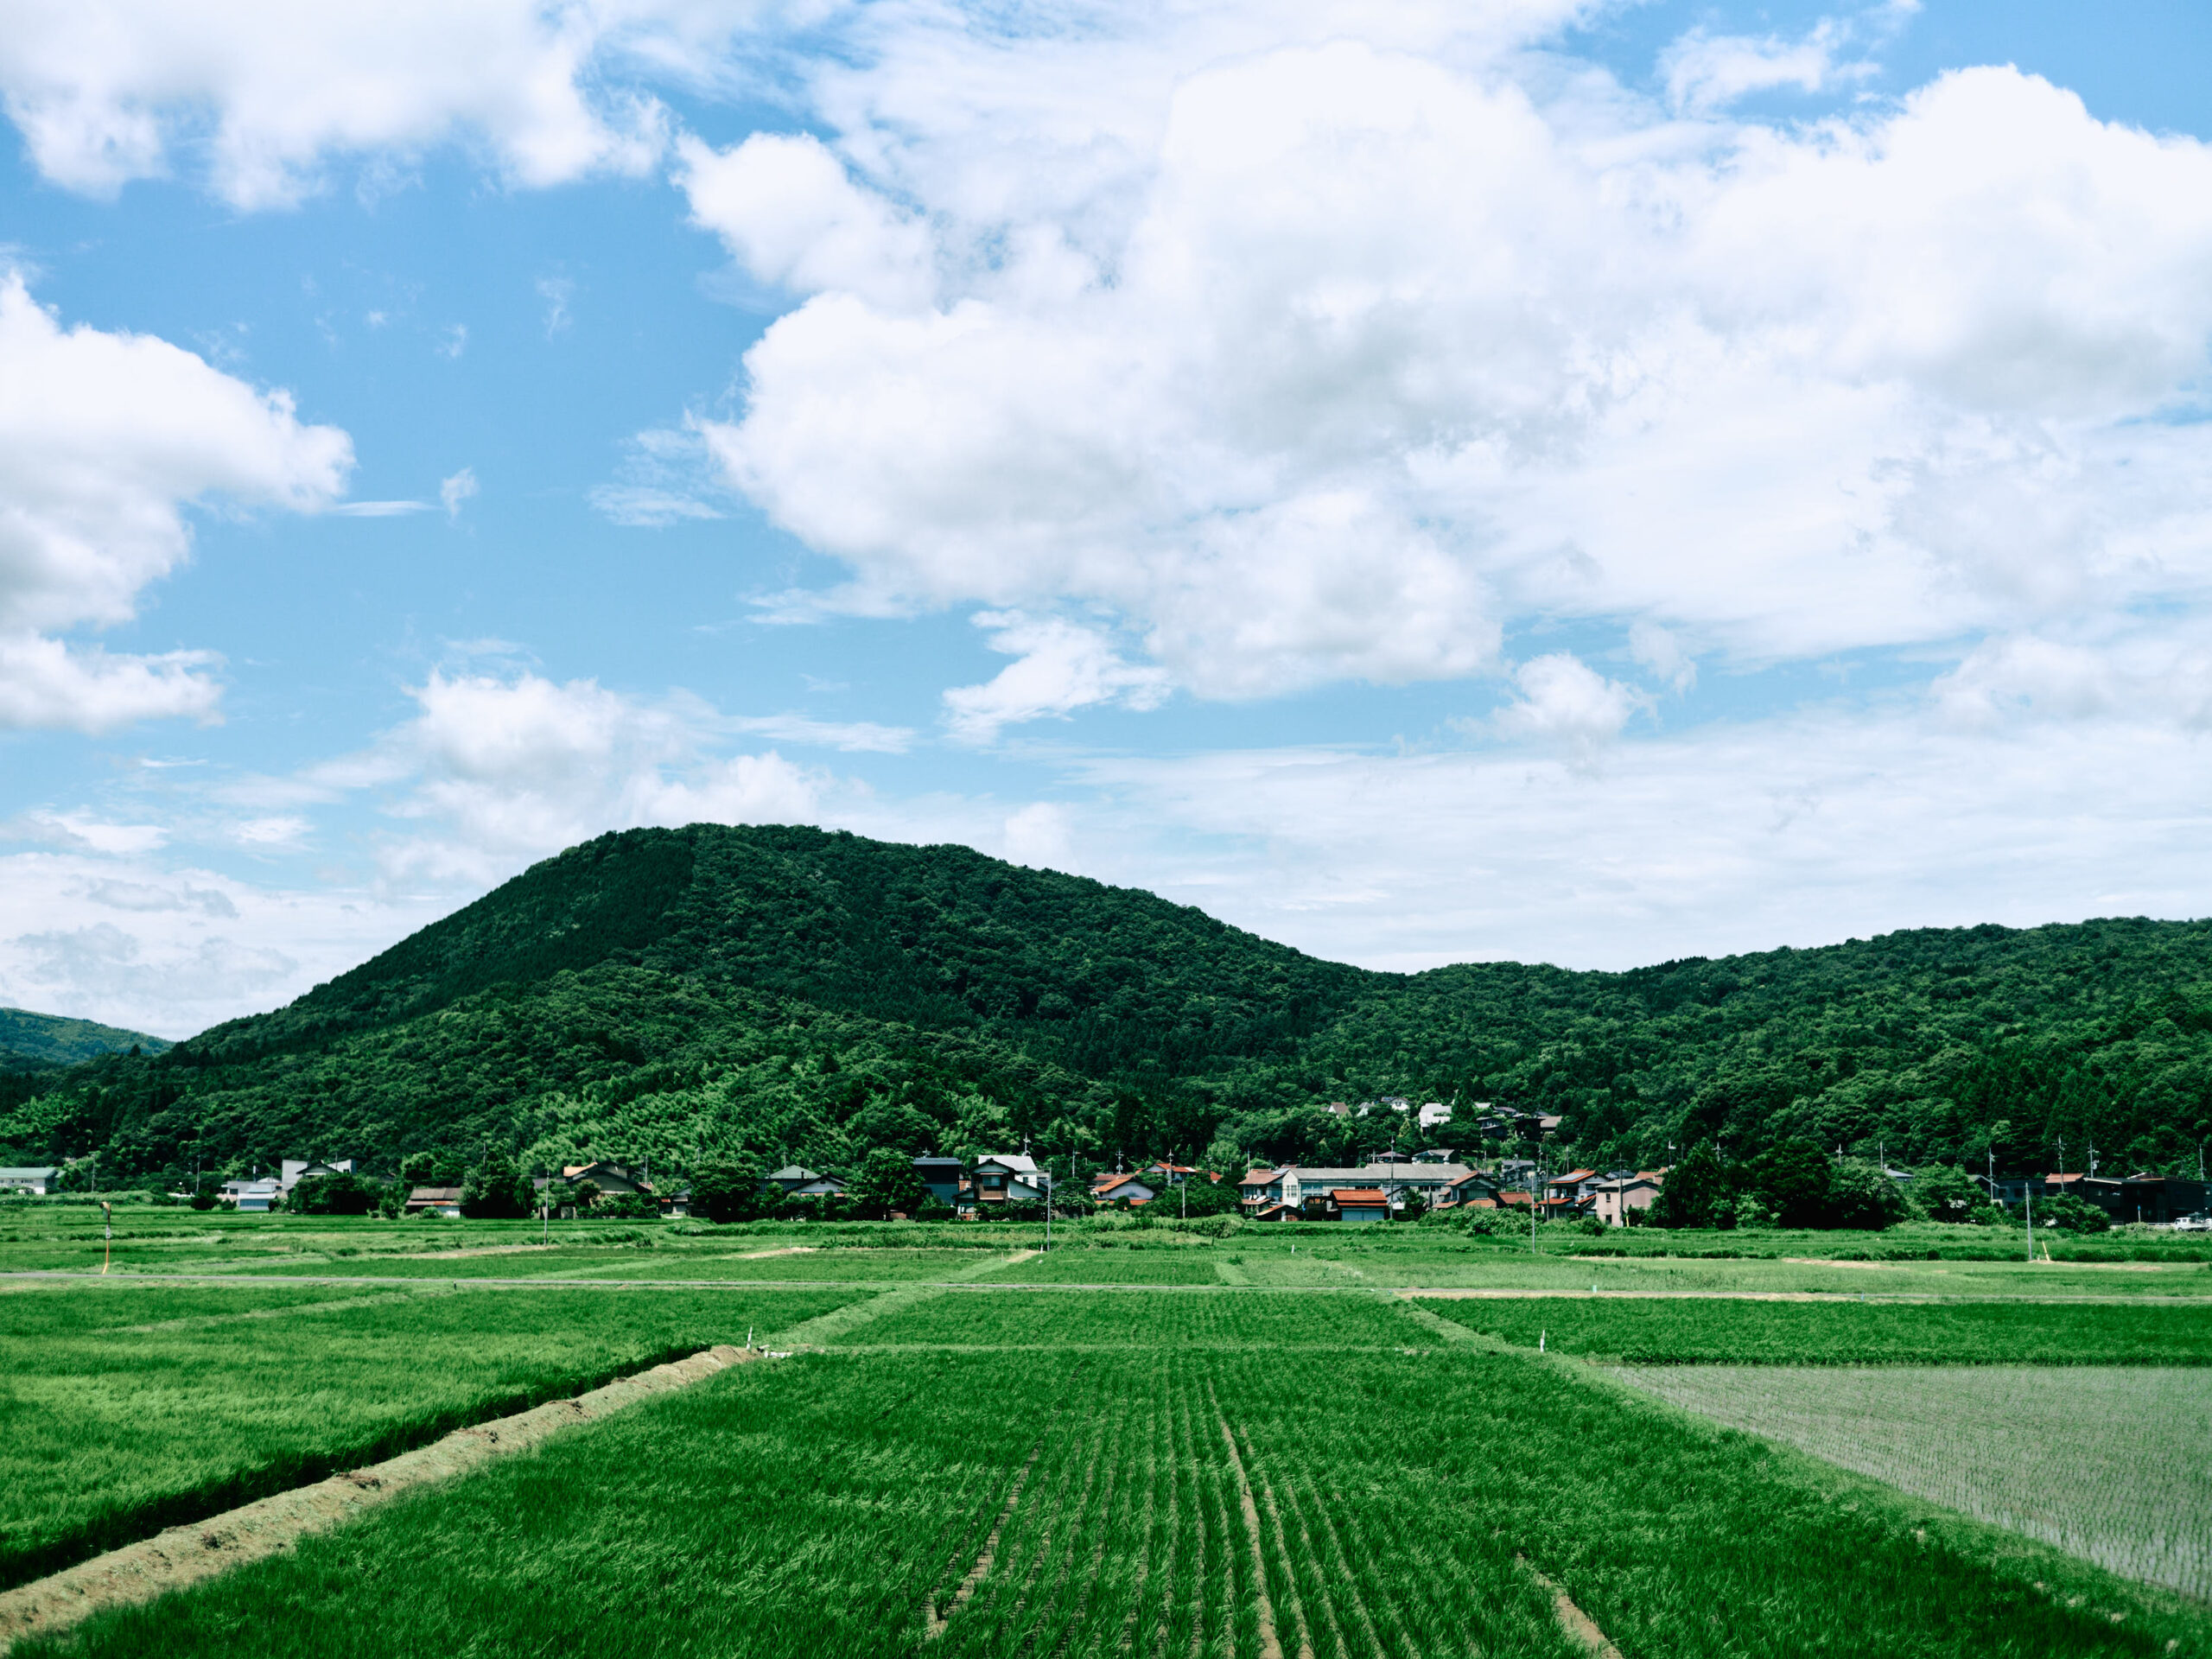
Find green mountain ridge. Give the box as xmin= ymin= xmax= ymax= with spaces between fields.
xmin=3 ymin=823 xmax=2208 ymax=1185
xmin=0 ymin=1007 xmax=168 ymax=1071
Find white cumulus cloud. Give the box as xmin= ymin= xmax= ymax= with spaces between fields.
xmin=0 ymin=0 xmax=701 ymax=207
xmin=0 ymin=272 xmax=352 ymax=731
xmin=673 ymin=24 xmax=2212 ymax=736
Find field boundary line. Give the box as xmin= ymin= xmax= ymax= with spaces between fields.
xmin=109 ymin=1288 xmax=434 ymax=1334
xmin=1516 ymin=1558 xmax=1624 ymax=1659
xmin=1211 ymin=1395 xmax=1284 ymax=1659
xmin=10 ymin=1270 xmax=2201 ymax=1309
xmin=767 ymin=1251 xmax=1033 ymax=1347
xmin=930 ymin=1437 xmax=1046 ymax=1638
xmin=1390 ymin=1299 xmax=1515 ymax=1352
xmin=0 ymin=1344 xmax=770 ymax=1652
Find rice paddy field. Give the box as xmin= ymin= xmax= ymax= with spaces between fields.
xmin=8 ymin=1206 xmax=2212 ymax=1657
xmin=1608 ymin=1363 xmax=2212 ymax=1602
xmin=0 ymin=1279 xmax=862 ymax=1591
xmin=1416 ymin=1294 xmax=2212 ymax=1363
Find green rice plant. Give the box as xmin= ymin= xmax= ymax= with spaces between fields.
xmin=1608 ymin=1363 xmax=2212 ymax=1600
xmin=830 ymin=1287 xmax=1418 ymax=1349
xmin=22 ymin=1341 xmax=2208 ymax=1659
xmin=1421 ymin=1296 xmax=2212 ymax=1363
xmin=978 ymin=1250 xmax=1227 ymax=1285
xmin=556 ymin=1246 xmax=1002 ymax=1282
xmin=0 ymin=1281 xmax=858 ymax=1590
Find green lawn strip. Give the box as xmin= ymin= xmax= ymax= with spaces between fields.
xmin=1606 ymin=1363 xmax=2212 ymax=1602
xmin=0 ymin=1284 xmax=859 ymax=1592
xmin=28 ymin=1344 xmax=2202 ymax=1659
xmin=1414 ymin=1296 xmax=2212 ymax=1363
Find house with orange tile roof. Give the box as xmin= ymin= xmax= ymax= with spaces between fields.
xmin=1332 ymin=1187 xmax=1389 ymax=1224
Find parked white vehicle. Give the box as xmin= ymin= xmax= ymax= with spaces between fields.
xmin=2171 ymin=1212 xmax=2212 ymax=1232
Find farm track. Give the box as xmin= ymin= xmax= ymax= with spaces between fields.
xmin=0 ymin=1344 xmax=773 ymax=1651
xmin=1516 ymin=1559 xmax=1624 ymax=1659
xmin=1212 ymin=1395 xmax=1283 ymax=1659
xmin=10 ymin=1268 xmax=2204 ymax=1305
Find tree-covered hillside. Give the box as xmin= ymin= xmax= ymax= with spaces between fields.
xmin=3 ymin=824 xmax=2207 ymax=1186
xmin=0 ymin=1007 xmax=167 ymax=1071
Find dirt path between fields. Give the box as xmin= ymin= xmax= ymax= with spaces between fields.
xmin=1517 ymin=1558 xmax=1624 ymax=1659
xmin=0 ymin=1344 xmax=769 ymax=1651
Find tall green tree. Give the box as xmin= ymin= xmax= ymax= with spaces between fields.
xmin=690 ymin=1160 xmax=768 ymax=1224
xmin=460 ymin=1151 xmax=532 ymax=1219
xmin=1649 ymin=1142 xmax=1733 ymax=1230
xmin=849 ymin=1148 xmax=927 ymax=1218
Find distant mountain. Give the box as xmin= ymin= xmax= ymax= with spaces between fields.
xmin=1 ymin=824 xmax=2206 ymax=1183
xmin=0 ymin=1007 xmax=168 ymax=1071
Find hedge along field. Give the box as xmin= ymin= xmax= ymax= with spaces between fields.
xmin=1419 ymin=1296 xmax=2212 ymax=1364
xmin=1609 ymin=1364 xmax=2212 ymax=1601
xmin=24 ymin=1340 xmax=2206 ymax=1659
xmin=0 ymin=1281 xmax=860 ymax=1592
xmin=830 ymin=1287 xmax=1420 ymax=1349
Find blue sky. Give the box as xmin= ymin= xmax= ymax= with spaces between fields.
xmin=3 ymin=0 xmax=2210 ymax=1037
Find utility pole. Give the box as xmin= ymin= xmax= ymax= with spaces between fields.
xmin=2024 ymin=1177 xmax=2034 ymax=1262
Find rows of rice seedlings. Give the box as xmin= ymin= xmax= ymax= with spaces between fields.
xmin=1230 ymin=1346 xmax=2205 ymax=1658
xmin=1609 ymin=1363 xmax=2212 ymax=1600
xmin=0 ymin=1281 xmax=858 ymax=1590
xmin=831 ymin=1288 xmax=1419 ymax=1349
xmin=985 ymin=1250 xmax=1227 ymax=1285
xmin=24 ymin=1338 xmax=2209 ymax=1659
xmin=1423 ymin=1295 xmax=2212 ymax=1363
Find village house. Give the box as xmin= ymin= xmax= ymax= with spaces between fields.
xmin=763 ymin=1166 xmax=846 ymax=1198
xmin=1436 ymin=1172 xmax=1503 ymax=1209
xmin=280 ymin=1158 xmax=355 ymax=1193
xmin=562 ymin=1160 xmax=652 ymax=1195
xmin=0 ymin=1166 xmax=58 ymax=1196
xmin=1587 ymin=1172 xmax=1665 ymax=1227
xmin=1332 ymin=1187 xmax=1389 ymax=1223
xmin=404 ymin=1185 xmax=464 ymax=1217
xmin=969 ymin=1154 xmax=1049 ymax=1206
xmin=223 ymin=1176 xmax=283 ymax=1211
xmin=1239 ymin=1161 xmax=1477 ymax=1217
xmin=1092 ymin=1172 xmax=1158 ymax=1207
xmin=913 ymin=1157 xmax=965 ymax=1205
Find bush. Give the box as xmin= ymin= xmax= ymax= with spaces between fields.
xmin=289 ymin=1172 xmax=381 ymax=1217
xmin=1912 ymin=1165 xmax=1989 ymax=1224
xmin=2035 ymin=1192 xmax=2112 ymax=1234
xmin=1459 ymin=1205 xmax=1531 ymax=1238
xmin=849 ymin=1148 xmax=927 ymax=1220
xmin=690 ymin=1162 xmax=770 ymax=1225
xmin=1827 ymin=1158 xmax=1909 ymax=1230
xmin=460 ymin=1152 xmax=534 ymax=1220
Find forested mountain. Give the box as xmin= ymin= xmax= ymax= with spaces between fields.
xmin=3 ymin=824 xmax=2207 ymax=1187
xmin=0 ymin=1007 xmax=167 ymax=1071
